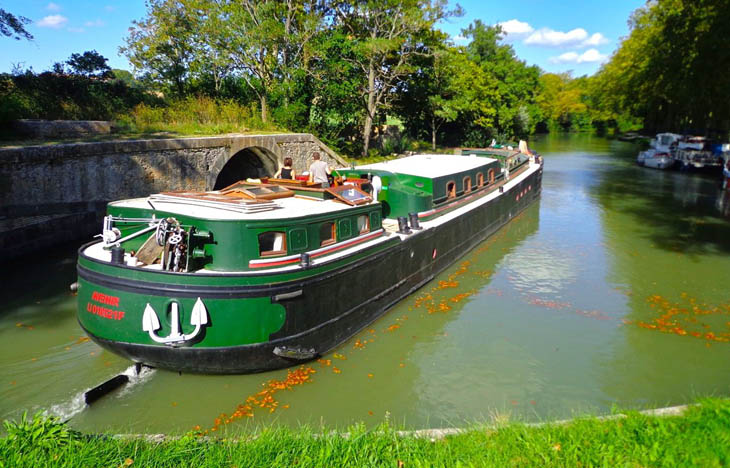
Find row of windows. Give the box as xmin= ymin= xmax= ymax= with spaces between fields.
xmin=258 ymin=213 xmax=375 ymax=257
xmin=446 ymin=169 xmax=496 ymax=199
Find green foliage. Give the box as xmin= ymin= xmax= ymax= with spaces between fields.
xmin=592 ymin=0 xmax=730 ymax=135
xmin=2 ymin=411 xmax=81 ymax=453
xmin=119 ymin=96 xmax=277 ymax=135
xmin=66 ymin=50 xmax=112 ymax=78
xmin=2 ymin=399 xmax=730 ymax=467
xmin=464 ymin=21 xmax=542 ymax=139
xmin=0 ymin=70 xmax=154 ymax=123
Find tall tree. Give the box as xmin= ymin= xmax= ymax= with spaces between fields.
xmin=0 ymin=8 xmax=32 ymax=40
xmin=397 ymin=44 xmax=497 ymax=149
xmin=211 ymin=0 xmax=322 ymax=122
xmin=121 ymin=0 xmax=197 ymax=97
xmin=593 ymin=0 xmax=730 ymax=134
xmin=333 ymin=0 xmax=461 ymax=156
xmin=66 ymin=50 xmax=112 ymax=78
xmin=463 ymin=20 xmax=541 ymax=139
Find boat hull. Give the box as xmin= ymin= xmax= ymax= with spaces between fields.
xmin=77 ymin=166 xmax=543 ymax=373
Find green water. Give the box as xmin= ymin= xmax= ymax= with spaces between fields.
xmin=2 ymin=134 xmax=730 ymax=434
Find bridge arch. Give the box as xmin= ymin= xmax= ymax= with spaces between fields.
xmin=208 ymin=142 xmax=282 ymax=190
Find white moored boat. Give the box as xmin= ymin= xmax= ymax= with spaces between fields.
xmin=637 ymin=133 xmax=681 ymax=170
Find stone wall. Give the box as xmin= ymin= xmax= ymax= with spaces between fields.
xmin=0 ymin=133 xmax=347 ymax=260
xmin=12 ymin=120 xmax=112 ymax=139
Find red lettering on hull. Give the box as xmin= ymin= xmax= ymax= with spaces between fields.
xmin=91 ymin=291 xmax=120 ymax=307
xmin=86 ymin=302 xmax=125 ymax=321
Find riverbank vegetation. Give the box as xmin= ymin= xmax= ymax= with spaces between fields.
xmin=2 ymin=0 xmax=728 ymax=156
xmin=2 ymin=398 xmax=730 ymax=467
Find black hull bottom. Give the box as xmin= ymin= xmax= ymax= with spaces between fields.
xmin=85 ymin=168 xmax=542 ymax=373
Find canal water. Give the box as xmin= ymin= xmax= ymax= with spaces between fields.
xmin=2 ymin=134 xmax=730 ymax=435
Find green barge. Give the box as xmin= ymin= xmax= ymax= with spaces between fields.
xmin=77 ymin=151 xmax=543 ymax=373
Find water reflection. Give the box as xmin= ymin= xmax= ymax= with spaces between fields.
xmin=581 ymin=135 xmax=730 ymax=408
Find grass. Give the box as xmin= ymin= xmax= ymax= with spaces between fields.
xmin=0 ymin=96 xmax=282 ymax=148
xmin=2 ymin=398 xmax=730 ymax=467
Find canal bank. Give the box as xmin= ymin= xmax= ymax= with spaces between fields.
xmin=2 ymin=134 xmax=730 ymax=435
xmin=2 ymin=398 xmax=729 ymax=467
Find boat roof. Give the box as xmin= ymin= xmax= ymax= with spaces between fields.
xmin=110 ymin=194 xmax=362 ymax=221
xmin=355 ymin=153 xmax=496 ymax=178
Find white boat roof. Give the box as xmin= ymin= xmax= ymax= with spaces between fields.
xmin=110 ymin=194 xmax=361 ymax=221
xmin=355 ymin=153 xmax=496 ymax=178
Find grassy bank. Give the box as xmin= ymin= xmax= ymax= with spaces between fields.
xmin=2 ymin=399 xmax=730 ymax=467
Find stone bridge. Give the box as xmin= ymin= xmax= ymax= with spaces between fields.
xmin=0 ymin=133 xmax=348 ymax=260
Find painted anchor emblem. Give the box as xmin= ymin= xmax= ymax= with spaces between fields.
xmin=142 ymin=298 xmax=208 ymax=345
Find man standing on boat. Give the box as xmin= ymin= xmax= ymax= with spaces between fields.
xmin=308 ymin=152 xmax=331 ymax=188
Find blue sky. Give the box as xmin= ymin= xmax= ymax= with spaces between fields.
xmin=1 ymin=0 xmax=645 ymax=76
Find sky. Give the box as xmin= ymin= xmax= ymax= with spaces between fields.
xmin=0 ymin=0 xmax=645 ymax=76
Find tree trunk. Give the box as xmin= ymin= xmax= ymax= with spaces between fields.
xmin=362 ymin=61 xmax=376 ymax=157
xmin=260 ymin=94 xmax=268 ymax=123
xmin=431 ymin=116 xmax=437 ymax=150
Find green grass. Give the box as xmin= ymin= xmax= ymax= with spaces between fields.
xmin=3 ymin=398 xmax=730 ymax=467
xmin=0 ymin=96 xmax=283 ymax=148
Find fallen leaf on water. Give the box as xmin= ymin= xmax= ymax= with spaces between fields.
xmin=367 ymin=373 xmax=374 ymax=378
xmin=368 ymin=411 xmax=374 ymax=416
xmin=333 ymin=367 xmax=341 ymax=374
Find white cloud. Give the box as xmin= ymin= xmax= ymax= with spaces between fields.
xmin=549 ymin=48 xmax=608 ymax=64
xmin=104 ymin=6 xmax=115 ymax=12
xmin=37 ymin=14 xmax=68 ymax=28
xmin=498 ymin=19 xmax=534 ymax=36
xmin=84 ymin=19 xmax=105 ymax=27
xmin=582 ymin=32 xmax=608 ymax=47
xmin=46 ymin=2 xmax=61 ymax=11
xmin=452 ymin=34 xmax=468 ymax=44
xmin=525 ymin=27 xmax=588 ymax=47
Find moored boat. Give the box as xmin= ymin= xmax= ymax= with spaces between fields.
xmin=637 ymin=133 xmax=681 ymax=169
xmin=675 ymin=136 xmax=724 ymax=171
xmin=76 ymin=149 xmax=543 ymax=373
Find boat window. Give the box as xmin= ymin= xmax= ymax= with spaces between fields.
xmin=319 ymin=222 xmax=336 ymax=246
xmin=463 ymin=176 xmax=472 ymax=193
xmin=259 ymin=231 xmax=286 ymax=257
xmin=477 ymin=173 xmax=484 ymax=187
xmin=446 ymin=181 xmax=456 ymax=199
xmin=357 ymin=214 xmax=369 ymax=234
xmin=488 ymin=169 xmax=495 ymax=184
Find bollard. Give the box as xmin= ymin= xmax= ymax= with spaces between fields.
xmin=111 ymin=246 xmax=125 ymax=264
xmin=397 ymin=216 xmax=412 ymax=234
xmin=408 ymin=212 xmax=422 ymax=230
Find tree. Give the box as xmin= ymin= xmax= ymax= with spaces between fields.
xmin=0 ymin=8 xmax=32 ymax=40
xmin=463 ymin=20 xmax=541 ymax=139
xmin=536 ymin=72 xmax=589 ymax=131
xmin=397 ymin=44 xmax=497 ymax=149
xmin=333 ymin=0 xmax=461 ymax=156
xmin=66 ymin=50 xmax=112 ymax=78
xmin=198 ymin=0 xmax=322 ymax=122
xmin=121 ymin=0 xmax=197 ymax=96
xmin=592 ymin=0 xmax=730 ymax=135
